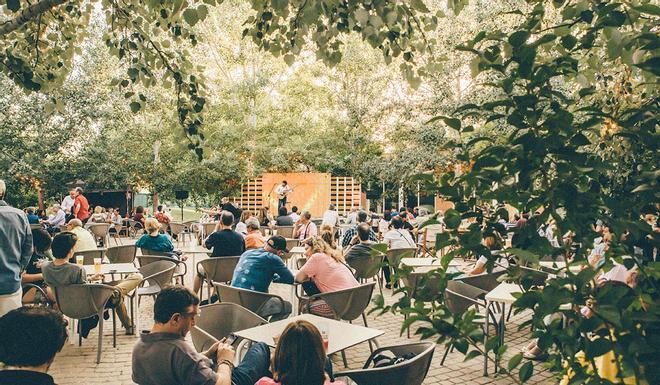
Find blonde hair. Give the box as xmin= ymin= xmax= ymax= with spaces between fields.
xmin=145 ymin=218 xmax=161 ymax=233
xmin=319 ymin=224 xmax=336 ymax=249
xmin=94 ymin=206 xmax=104 ymax=214
xmin=240 ymin=210 xmax=252 ymax=223
xmin=304 ymin=236 xmax=344 ymax=263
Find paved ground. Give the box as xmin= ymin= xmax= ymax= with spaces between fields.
xmin=45 ymin=238 xmax=558 ymax=385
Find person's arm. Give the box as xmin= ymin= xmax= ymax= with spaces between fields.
xmin=20 ymin=217 xmax=33 ymax=269
xmin=295 ymin=270 xmax=309 ymax=283
xmin=271 ymin=255 xmax=295 ymax=284
xmin=21 ymin=272 xmax=43 ymax=283
xmin=204 ymin=233 xmax=215 ymax=250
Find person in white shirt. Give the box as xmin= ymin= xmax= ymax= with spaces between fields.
xmin=321 ymin=204 xmax=340 ymax=228
xmin=45 ymin=204 xmax=66 ymax=230
xmin=383 ymin=216 xmax=416 ymax=250
xmin=289 ymin=206 xmax=300 ymax=223
xmin=346 ymin=206 xmax=359 ymax=224
xmin=275 ymin=180 xmax=293 ymax=210
xmin=60 ymin=190 xmax=75 ymax=215
xmin=66 ymin=219 xmax=98 ymax=252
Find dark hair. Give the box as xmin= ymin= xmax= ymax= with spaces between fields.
xmin=272 ymin=320 xmax=326 ymax=385
xmin=221 ymin=211 xmax=234 ymax=226
xmin=357 ymin=223 xmax=371 ymax=241
xmin=291 ymin=206 xmax=298 ymax=213
xmin=51 ymin=232 xmax=77 ymax=259
xmin=384 ymin=211 xmax=392 ymax=221
xmin=391 ymin=216 xmax=404 ymax=229
xmin=154 ymin=286 xmax=200 ymax=323
xmin=0 ymin=307 xmax=68 ymax=367
xmin=399 ymin=207 xmax=406 ymax=213
xmin=157 ymin=205 xmax=163 ymax=212
xmin=278 ymin=206 xmax=288 ymax=217
xmin=32 ymin=228 xmax=52 ymax=253
xmin=135 ymin=205 xmax=144 ymax=214
xmin=282 ymin=180 xmax=287 ymax=185
xmin=357 ymin=210 xmax=368 ymax=223
xmin=302 ymin=211 xmax=312 ymax=220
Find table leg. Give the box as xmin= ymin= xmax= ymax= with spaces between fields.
xmin=291 ymin=284 xmax=298 ymax=315
xmin=496 ymin=303 xmax=506 ymax=374
xmin=484 ymin=300 xmax=489 ymax=376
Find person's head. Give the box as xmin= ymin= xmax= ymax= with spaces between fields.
xmin=66 ymin=218 xmax=82 ymax=230
xmin=282 ymin=180 xmax=287 ymax=186
xmin=300 ymin=211 xmax=312 ymax=223
xmin=135 ymin=205 xmax=144 ymax=214
xmin=145 ymin=218 xmax=161 ymax=234
xmin=68 ymin=189 xmax=76 ymax=198
xmin=265 ymin=235 xmax=289 ymax=257
xmin=75 ymin=187 xmax=83 ymax=196
xmin=246 ymin=217 xmax=260 ymax=232
xmin=303 ymin=236 xmax=343 ymax=262
xmin=278 ymin=206 xmax=288 ymax=217
xmin=94 ymin=206 xmax=103 ymax=214
xmin=291 ymin=206 xmax=298 ymax=213
xmin=0 ymin=307 xmax=68 ymax=372
xmin=26 ymin=207 xmax=35 ymax=215
xmin=240 ymin=210 xmax=252 ymax=223
xmin=328 ymin=204 xmax=335 ymax=211
xmin=221 ymin=197 xmax=229 ymax=204
xmin=153 ymin=286 xmax=200 ymax=337
xmin=272 ymin=320 xmax=327 ymax=385
xmin=51 ymin=232 xmax=78 ymax=260
xmin=399 ymin=207 xmax=406 ymax=213
xmin=0 ymin=179 xmax=5 ymax=200
xmin=220 ymin=210 xmax=234 ymax=227
xmin=383 ymin=210 xmax=392 ymax=222
xmin=52 ymin=203 xmax=61 ymax=212
xmin=399 ymin=211 xmax=409 ymax=221
xmin=392 ymin=215 xmax=403 ymax=230
xmin=157 ymin=205 xmax=163 ymax=213
xmin=357 ymin=210 xmax=368 ymax=223
xmin=483 ymin=235 xmax=500 ymax=250
xmin=32 ymin=228 xmax=52 ymax=254
xmin=357 ymin=222 xmax=372 ymax=242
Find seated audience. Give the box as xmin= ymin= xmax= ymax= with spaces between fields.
xmin=231 ymin=236 xmax=294 ymax=321
xmin=45 ymin=204 xmax=66 ymax=231
xmin=296 ymin=237 xmax=359 ymax=316
xmin=133 ymin=205 xmax=146 ymax=227
xmin=293 ymin=211 xmax=318 ymax=241
xmin=21 ymin=228 xmax=55 ymax=305
xmin=319 ymin=224 xmax=337 ymax=249
xmin=383 ymin=216 xmax=416 ymax=250
xmin=340 ymin=210 xmax=377 ymax=249
xmin=66 ymin=218 xmax=97 ymax=251
xmin=132 ymin=286 xmax=271 ymax=385
xmin=257 ymin=207 xmax=274 ymax=228
xmin=136 ymin=218 xmax=181 ymax=256
xmin=0 ymin=307 xmax=68 ymax=384
xmin=235 ymin=210 xmax=252 ymax=236
xmin=42 ymin=232 xmax=142 ymax=334
xmin=26 ymin=207 xmax=40 ymax=224
xmin=321 ymin=204 xmax=340 ymax=228
xmin=244 ymin=217 xmax=265 ymax=250
xmin=289 ymin=206 xmax=300 ymax=223
xmin=89 ymin=206 xmax=107 ymax=223
xmin=256 ymin=320 xmax=344 ymax=385
xmin=275 ymin=206 xmax=293 ymax=226
xmin=345 ymin=223 xmax=378 ymax=264
xmin=463 ymin=234 xmax=506 ymax=276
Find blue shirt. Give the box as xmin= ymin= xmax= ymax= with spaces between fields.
xmin=231 ymin=248 xmax=294 ymax=293
xmin=136 ymin=234 xmax=175 ymax=253
xmin=27 ymin=214 xmax=40 ymax=224
xmin=0 ymin=201 xmax=33 ymax=294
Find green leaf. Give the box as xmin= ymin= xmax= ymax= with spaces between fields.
xmin=634 ymin=4 xmax=660 ymax=16
xmin=635 ymin=57 xmax=660 ymax=76
xmin=183 ymin=8 xmax=199 ymax=26
xmin=585 ymin=338 xmax=612 ymax=359
xmin=426 ymin=115 xmax=461 ymax=130
xmin=271 ymin=0 xmax=288 ymax=11
xmin=129 ymin=101 xmax=141 ymax=113
xmin=410 ymin=0 xmax=430 ymax=13
xmin=463 ymin=350 xmax=481 ymax=361
xmin=509 ymin=31 xmax=530 ymax=47
xmin=7 ymin=0 xmax=20 ymax=12
xmin=444 ymin=209 xmax=461 ymax=229
xmin=508 ymin=353 xmax=523 ymax=371
xmin=519 ymin=361 xmax=533 ymax=382
xmin=561 ymin=35 xmax=577 ymax=50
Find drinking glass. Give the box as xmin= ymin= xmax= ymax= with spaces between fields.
xmin=76 ymin=255 xmax=84 ymax=265
xmin=93 ymin=258 xmax=102 ymax=274
xmin=318 ymin=322 xmax=329 ymax=352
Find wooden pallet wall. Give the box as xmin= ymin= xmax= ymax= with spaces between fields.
xmin=331 ymin=176 xmax=361 ymax=215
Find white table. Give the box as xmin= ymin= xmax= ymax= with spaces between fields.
xmin=400 ymin=257 xmax=466 ymax=267
xmin=234 ymin=313 xmax=383 ymax=356
xmin=539 ymin=260 xmax=583 ymax=273
xmin=83 ymin=263 xmax=138 ymax=276
xmin=484 ymin=282 xmax=522 ymax=376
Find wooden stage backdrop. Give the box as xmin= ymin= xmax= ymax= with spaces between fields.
xmin=239 ymin=173 xmax=361 ymax=217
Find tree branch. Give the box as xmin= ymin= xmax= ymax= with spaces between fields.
xmin=0 ymin=0 xmax=68 ymax=36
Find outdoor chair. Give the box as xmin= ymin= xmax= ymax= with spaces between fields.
xmin=127 ymin=219 xmax=144 ymax=238
xmin=196 ymin=257 xmax=241 ymax=302
xmin=21 ymin=283 xmax=53 ymax=307
xmin=169 ymin=222 xmax=194 ymax=245
xmin=190 ymin=303 xmax=266 ymax=353
xmin=30 ymin=223 xmax=43 ymax=230
xmin=128 ymin=260 xmax=176 ymax=331
xmin=139 ymin=248 xmax=187 ymax=285
xmin=199 ymin=222 xmax=219 ymax=242
xmin=213 ymin=282 xmax=288 ymax=323
xmin=274 ymin=225 xmax=294 ymax=238
xmin=347 ymin=251 xmax=385 ymax=294
xmin=399 ymin=267 xmax=444 ymax=338
xmin=282 ymin=238 xmax=300 ymax=267
xmin=383 ymin=247 xmax=417 ymax=287
xmin=305 ymin=282 xmax=377 ymax=366
xmin=53 ymin=284 xmax=119 ymax=363
xmin=335 ymin=341 xmax=436 ymax=385
xmin=455 ymin=268 xmax=507 ymax=292
xmin=417 ymin=223 xmax=445 ymax=257
xmin=72 ymin=249 xmax=105 ymax=265
xmin=105 ymin=244 xmax=137 ymax=264
xmin=87 ymin=223 xmax=111 ymax=247
xmin=110 ymin=222 xmax=128 ymax=244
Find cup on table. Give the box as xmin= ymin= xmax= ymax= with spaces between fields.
xmin=93 ymin=258 xmax=102 ymax=274
xmin=76 ymin=255 xmax=84 ymax=265
xmin=318 ymin=322 xmax=329 ymax=352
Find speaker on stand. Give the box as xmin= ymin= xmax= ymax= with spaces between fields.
xmin=175 ymin=191 xmax=189 ymax=221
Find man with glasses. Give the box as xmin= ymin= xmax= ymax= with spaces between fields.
xmin=132 ymin=286 xmax=271 ymax=385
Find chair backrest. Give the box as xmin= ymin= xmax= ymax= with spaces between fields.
xmin=455 ymin=269 xmax=506 ymax=292
xmin=422 ymin=224 xmax=444 ymax=243
xmin=169 ymin=222 xmax=186 ymax=236
xmin=313 ymin=282 xmax=375 ymax=321
xmin=202 ymin=222 xmax=218 ymax=236
xmin=106 ymin=245 xmax=137 ymax=264
xmin=518 ymin=266 xmax=550 ymax=287
xmin=213 ymin=283 xmax=281 ymax=316
xmin=53 ymin=284 xmax=117 ymax=319
xmin=337 ymin=342 xmax=436 ymax=385
xmin=137 ymin=254 xmax=176 ymax=267
xmin=348 ymin=253 xmax=385 ymax=280
xmin=140 ymin=248 xmax=170 ymax=256
xmin=198 ymin=257 xmax=240 ymax=284
xmin=30 ymin=223 xmax=43 ymax=230
xmin=72 ymin=249 xmax=105 ymax=265
xmin=385 ymin=248 xmax=417 ymax=267
xmin=138 ymin=260 xmax=176 ymax=289
xmin=191 ymin=303 xmax=267 ymax=352
xmin=87 ymin=223 xmax=111 ymax=237
xmin=445 ymin=280 xmax=487 ymax=314
xmin=275 ymin=226 xmax=294 ymax=238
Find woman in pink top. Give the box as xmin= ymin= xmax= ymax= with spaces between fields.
xmin=255 ymin=320 xmax=345 ymax=385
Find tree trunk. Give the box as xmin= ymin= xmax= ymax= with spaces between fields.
xmin=0 ymin=0 xmax=68 ymax=36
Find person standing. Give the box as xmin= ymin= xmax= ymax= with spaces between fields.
xmin=275 ymin=181 xmax=293 ymax=210
xmin=61 ymin=189 xmax=76 ymax=221
xmin=0 ymin=180 xmax=34 ymax=317
xmin=73 ymin=187 xmax=90 ymax=223
xmin=321 ymin=204 xmax=340 ymax=228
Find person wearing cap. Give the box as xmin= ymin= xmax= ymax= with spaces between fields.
xmin=230 ymin=235 xmax=294 ymax=321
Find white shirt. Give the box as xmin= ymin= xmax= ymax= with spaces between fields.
xmin=289 ymin=213 xmax=300 ymax=222
xmin=346 ymin=211 xmax=358 ymax=225
xmin=235 ymin=222 xmax=247 ymax=236
xmin=383 ymin=229 xmax=416 ymax=249
xmin=47 ymin=209 xmax=66 ymax=227
xmin=322 ymin=210 xmax=340 ymax=227
xmin=61 ymin=196 xmax=75 ymax=213
xmin=275 ymin=184 xmax=292 ymax=198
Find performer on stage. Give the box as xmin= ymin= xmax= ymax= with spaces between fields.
xmin=275 ymin=180 xmax=293 ymax=209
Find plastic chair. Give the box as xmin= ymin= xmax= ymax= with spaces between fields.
xmin=214 ymin=282 xmax=287 ymax=322
xmin=53 ymin=284 xmax=119 ymax=363
xmin=127 ymin=260 xmax=176 ymax=331
xmin=190 ymin=303 xmax=267 ymax=352
xmin=383 ymin=247 xmax=417 ymax=287
xmin=169 ymin=222 xmax=194 ymax=245
xmin=347 ymin=252 xmax=385 ymax=294
xmin=106 ymin=245 xmax=137 ymax=264
xmin=335 ymin=342 xmax=436 ymax=385
xmin=196 ymin=257 xmax=241 ymax=302
xmin=200 ymin=222 xmax=219 ymax=242
xmin=87 ymin=223 xmax=111 ymax=248
xmin=275 ymin=225 xmax=295 ymax=238
xmin=455 ymin=268 xmax=507 ymax=292
xmin=72 ymin=249 xmax=105 ymax=265
xmin=139 ymin=249 xmax=188 ymax=285
xmin=417 ymin=224 xmax=445 ymax=257
xmin=127 ymin=219 xmax=144 ymax=238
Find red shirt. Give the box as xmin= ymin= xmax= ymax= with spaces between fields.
xmin=74 ymin=195 xmax=90 ymax=220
